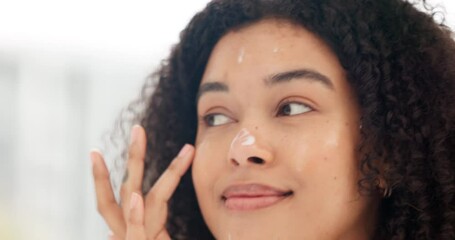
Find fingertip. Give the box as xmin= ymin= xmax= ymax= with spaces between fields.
xmin=108 ymin=230 xmax=123 ymax=240
xmin=130 ymin=124 xmax=147 ymax=146
xmin=109 ymin=233 xmax=121 ymax=240
xmin=133 ymin=124 xmax=148 ymax=141
xmin=90 ymin=149 xmax=109 ymax=177
xmin=90 ymin=148 xmax=103 ymax=162
xmin=182 ymin=144 xmax=196 ymax=165
xmin=90 ymin=152 xmax=98 ymax=169
xmin=135 ymin=124 xmax=147 ymax=140
xmin=132 ymin=124 xmax=143 ymax=130
xmin=108 ymin=231 xmax=115 ymax=240
xmin=177 ymin=144 xmax=194 ymax=158
xmin=91 ymin=147 xmax=103 ymax=155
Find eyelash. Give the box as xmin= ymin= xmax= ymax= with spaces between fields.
xmin=276 ymin=100 xmax=314 ymax=117
xmin=202 ymin=113 xmax=233 ymax=127
xmin=201 ymin=100 xmax=314 ymax=127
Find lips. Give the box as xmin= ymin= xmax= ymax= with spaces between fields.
xmin=222 ymin=184 xmax=293 ymax=211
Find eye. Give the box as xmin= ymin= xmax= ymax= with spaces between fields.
xmin=203 ymin=113 xmax=234 ymax=127
xmin=277 ymin=101 xmax=312 ymax=116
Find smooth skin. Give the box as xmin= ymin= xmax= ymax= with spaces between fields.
xmin=91 ymin=125 xmax=194 ymax=240
xmin=192 ymin=19 xmax=378 ymax=239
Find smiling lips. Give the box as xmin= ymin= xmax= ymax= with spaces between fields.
xmin=222 ymin=184 xmax=293 ymax=211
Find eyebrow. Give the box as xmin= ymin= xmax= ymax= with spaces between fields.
xmin=197 ymin=68 xmax=334 ymax=102
xmin=196 ymin=81 xmax=229 ymax=101
xmin=265 ymin=69 xmax=334 ymax=90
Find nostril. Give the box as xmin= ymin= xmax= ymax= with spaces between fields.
xmin=248 ymin=156 xmax=265 ymax=164
xmin=230 ymin=158 xmax=240 ymax=166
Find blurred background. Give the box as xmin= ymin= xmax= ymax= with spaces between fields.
xmin=0 ymin=0 xmax=453 ymax=239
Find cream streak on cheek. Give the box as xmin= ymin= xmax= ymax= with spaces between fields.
xmin=324 ymin=131 xmax=340 ymax=148
xmin=237 ymin=47 xmax=245 ymax=63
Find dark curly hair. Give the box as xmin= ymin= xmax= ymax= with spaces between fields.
xmin=113 ymin=0 xmax=455 ymax=239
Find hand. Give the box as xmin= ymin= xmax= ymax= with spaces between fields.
xmin=91 ymin=125 xmax=195 ymax=240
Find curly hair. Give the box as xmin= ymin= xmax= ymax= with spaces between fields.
xmin=114 ymin=0 xmax=455 ymax=239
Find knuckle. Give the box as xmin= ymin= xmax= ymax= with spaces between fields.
xmin=127 ymin=214 xmax=136 ymax=225
xmin=167 ymin=164 xmax=182 ymax=184
xmin=120 ymin=187 xmax=128 ymax=203
xmin=120 ymin=185 xmax=126 ymax=196
xmin=167 ymin=160 xmax=180 ymax=175
xmin=127 ymin=215 xmax=143 ymax=228
xmin=146 ymin=190 xmax=160 ymax=206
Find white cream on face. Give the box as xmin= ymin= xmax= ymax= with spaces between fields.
xmin=230 ymin=128 xmax=256 ymax=151
xmin=324 ymin=131 xmax=340 ymax=148
xmin=237 ymin=47 xmax=245 ymax=63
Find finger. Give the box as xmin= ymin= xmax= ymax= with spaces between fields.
xmin=120 ymin=125 xmax=147 ymax=219
xmin=108 ymin=232 xmax=122 ymax=240
xmin=126 ymin=192 xmax=147 ymax=240
xmin=144 ymin=144 xmax=195 ymax=238
xmin=156 ymin=230 xmax=172 ymax=240
xmin=91 ymin=150 xmax=126 ymax=239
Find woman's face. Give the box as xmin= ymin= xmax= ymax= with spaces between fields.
xmin=192 ymin=19 xmax=378 ymax=239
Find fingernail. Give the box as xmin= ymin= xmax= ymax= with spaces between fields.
xmin=108 ymin=231 xmax=114 ymax=239
xmin=91 ymin=148 xmax=103 ymax=154
xmin=130 ymin=125 xmax=141 ymax=144
xmin=177 ymin=144 xmax=192 ymax=158
xmin=129 ymin=192 xmax=140 ymax=210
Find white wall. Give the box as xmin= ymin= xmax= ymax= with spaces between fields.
xmin=0 ymin=1 xmax=210 ymax=239
xmin=0 ymin=1 xmax=453 ymax=239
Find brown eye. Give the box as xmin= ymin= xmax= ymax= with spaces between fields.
xmin=203 ymin=113 xmax=233 ymax=127
xmin=277 ymin=102 xmax=312 ymax=116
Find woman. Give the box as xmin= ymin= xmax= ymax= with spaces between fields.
xmin=91 ymin=0 xmax=455 ymax=239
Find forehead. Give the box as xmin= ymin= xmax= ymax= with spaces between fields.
xmin=217 ymin=19 xmax=315 ymax=50
xmin=201 ymin=19 xmax=346 ymax=89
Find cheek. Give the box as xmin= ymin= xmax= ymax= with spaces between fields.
xmin=305 ymin=139 xmax=359 ymax=191
xmin=283 ymin=122 xmax=360 ymax=187
xmin=281 ymin=124 xmax=362 ymax=222
xmin=192 ymin=136 xmax=228 ymax=193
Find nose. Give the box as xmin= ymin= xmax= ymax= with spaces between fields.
xmin=228 ymin=128 xmax=274 ymax=167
